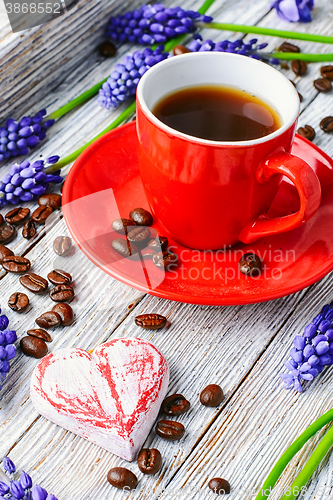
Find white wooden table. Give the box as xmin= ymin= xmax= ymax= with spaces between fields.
xmin=1 ymin=0 xmax=333 ymax=498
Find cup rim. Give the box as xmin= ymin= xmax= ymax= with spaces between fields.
xmin=136 ymin=51 xmax=300 ymax=147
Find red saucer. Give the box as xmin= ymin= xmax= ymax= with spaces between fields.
xmin=62 ymin=122 xmax=333 ymax=306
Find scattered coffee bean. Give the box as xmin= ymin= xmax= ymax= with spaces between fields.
xmin=53 ymin=236 xmax=72 ymax=256
xmin=320 ymin=116 xmax=333 ymax=133
xmin=148 ymin=236 xmax=168 ymax=251
xmin=162 ymin=394 xmax=190 ymax=416
xmin=280 ymin=62 xmax=289 ymax=70
xmin=20 ymin=336 xmax=48 ymax=358
xmin=137 ymin=449 xmax=162 ymax=475
xmin=173 ymin=45 xmax=191 ymax=55
xmin=208 ymin=478 xmax=231 ymax=495
xmin=52 ymin=303 xmax=74 ymax=325
xmin=278 ymin=42 xmax=300 ymax=53
xmin=238 ymin=253 xmax=261 ymax=277
xmin=0 ymin=224 xmax=16 ymax=244
xmin=49 ymin=284 xmax=74 ymax=302
xmin=3 ymin=256 xmax=31 ymax=274
xmin=32 ymin=205 xmax=53 ymax=224
xmin=112 ymin=218 xmax=136 ymax=235
xmin=0 ymin=214 xmax=3 ymax=225
xmin=36 ymin=311 xmax=62 ymax=328
xmin=8 ymin=292 xmax=29 ymax=312
xmin=19 ymin=273 xmax=48 ymax=293
xmin=156 ymin=420 xmax=185 ymax=441
xmin=297 ymin=125 xmax=316 ymax=141
xmin=22 ymin=219 xmax=36 ymax=239
xmin=47 ymin=269 xmax=72 ymax=285
xmin=5 ymin=207 xmax=30 ymax=225
xmin=38 ymin=193 xmax=62 ymax=209
xmin=291 ymin=60 xmax=307 ymax=77
xmin=314 ymin=78 xmax=332 ymax=93
xmin=135 ymin=313 xmax=167 ymax=329
xmin=321 ymin=65 xmax=333 ymax=81
xmin=127 ymin=226 xmax=151 ymax=247
xmin=0 ymin=244 xmax=14 ymax=263
xmin=27 ymin=328 xmax=52 ymax=342
xmin=153 ymin=251 xmax=178 ymax=270
xmin=99 ymin=40 xmax=117 ymax=58
xmin=107 ymin=467 xmax=138 ymax=490
xmin=129 ymin=207 xmax=153 ymax=226
xmin=200 ymin=384 xmax=224 ymax=407
xmin=111 ymin=238 xmax=139 ymax=257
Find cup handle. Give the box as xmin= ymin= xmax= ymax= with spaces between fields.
xmin=239 ymin=152 xmax=322 ymax=244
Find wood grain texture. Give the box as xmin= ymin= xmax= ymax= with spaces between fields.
xmin=1 ymin=0 xmax=333 ymax=499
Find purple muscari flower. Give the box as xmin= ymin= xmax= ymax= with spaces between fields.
xmin=281 ymin=302 xmax=333 ymax=392
xmin=0 ymin=158 xmax=63 ymax=207
xmin=19 ymin=470 xmax=32 ymax=490
xmin=0 ymin=316 xmax=17 ymax=391
xmin=98 ymin=45 xmax=170 ymax=109
xmin=0 ymin=482 xmax=9 ymax=494
xmin=10 ymin=480 xmax=25 ymax=499
xmin=3 ymin=457 xmax=16 ymax=474
xmin=0 ymin=110 xmax=54 ymax=163
xmin=31 ymin=484 xmax=48 ymax=500
xmin=106 ymin=4 xmax=212 ymax=45
xmin=272 ymin=0 xmax=314 ymax=23
xmin=187 ymin=35 xmax=278 ymax=64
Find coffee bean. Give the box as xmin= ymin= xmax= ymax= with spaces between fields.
xmin=156 ymin=420 xmax=185 ymax=441
xmin=36 ymin=311 xmax=62 ymax=328
xmin=129 ymin=207 xmax=153 ymax=226
xmin=32 ymin=205 xmax=53 ymax=224
xmin=314 ymin=78 xmax=332 ymax=93
xmin=162 ymin=394 xmax=190 ymax=416
xmin=173 ymin=45 xmax=191 ymax=55
xmin=3 ymin=256 xmax=31 ymax=274
xmin=137 ymin=449 xmax=162 ymax=475
xmin=0 ymin=214 xmax=3 ymax=225
xmin=8 ymin=292 xmax=29 ymax=312
xmin=38 ymin=193 xmax=62 ymax=209
xmin=200 ymin=384 xmax=224 ymax=407
xmin=0 ymin=224 xmax=16 ymax=244
xmin=278 ymin=42 xmax=300 ymax=53
xmin=127 ymin=226 xmax=151 ymax=247
xmin=0 ymin=244 xmax=14 ymax=263
xmin=321 ymin=65 xmax=333 ymax=81
xmin=107 ymin=468 xmax=138 ymax=490
xmin=279 ymin=62 xmax=289 ymax=70
xmin=19 ymin=273 xmax=48 ymax=293
xmin=148 ymin=236 xmax=168 ymax=251
xmin=112 ymin=218 xmax=136 ymax=235
xmin=27 ymin=328 xmax=52 ymax=342
xmin=53 ymin=236 xmax=72 ymax=256
xmin=153 ymin=251 xmax=178 ymax=270
xmin=111 ymin=238 xmax=139 ymax=257
xmin=22 ymin=219 xmax=36 ymax=239
xmin=320 ymin=116 xmax=333 ymax=133
xmin=297 ymin=125 xmax=316 ymax=141
xmin=208 ymin=478 xmax=231 ymax=495
xmin=291 ymin=60 xmax=307 ymax=77
xmin=52 ymin=303 xmax=74 ymax=326
xmin=47 ymin=269 xmax=72 ymax=285
xmin=238 ymin=253 xmax=261 ymax=277
xmin=5 ymin=207 xmax=30 ymax=225
xmin=99 ymin=40 xmax=117 ymax=58
xmin=49 ymin=284 xmax=74 ymax=302
xmin=20 ymin=336 xmax=48 ymax=358
xmin=135 ymin=313 xmax=167 ymax=329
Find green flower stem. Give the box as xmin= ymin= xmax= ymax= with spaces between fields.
xmin=254 ymin=408 xmax=333 ymax=500
xmin=270 ymin=52 xmax=333 ymax=62
xmin=280 ymin=424 xmax=333 ymax=500
xmin=46 ymin=0 xmax=215 ymax=172
xmin=198 ymin=21 xmax=333 ymax=45
xmin=46 ymin=100 xmax=136 ymax=172
xmin=47 ymin=78 xmax=108 ymax=120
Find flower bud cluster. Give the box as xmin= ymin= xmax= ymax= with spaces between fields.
xmin=0 ymin=310 xmax=17 ymax=391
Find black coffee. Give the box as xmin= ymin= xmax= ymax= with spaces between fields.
xmin=152 ymin=85 xmax=282 ymax=141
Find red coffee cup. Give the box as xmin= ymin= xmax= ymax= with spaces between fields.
xmin=136 ymin=52 xmax=321 ymax=250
